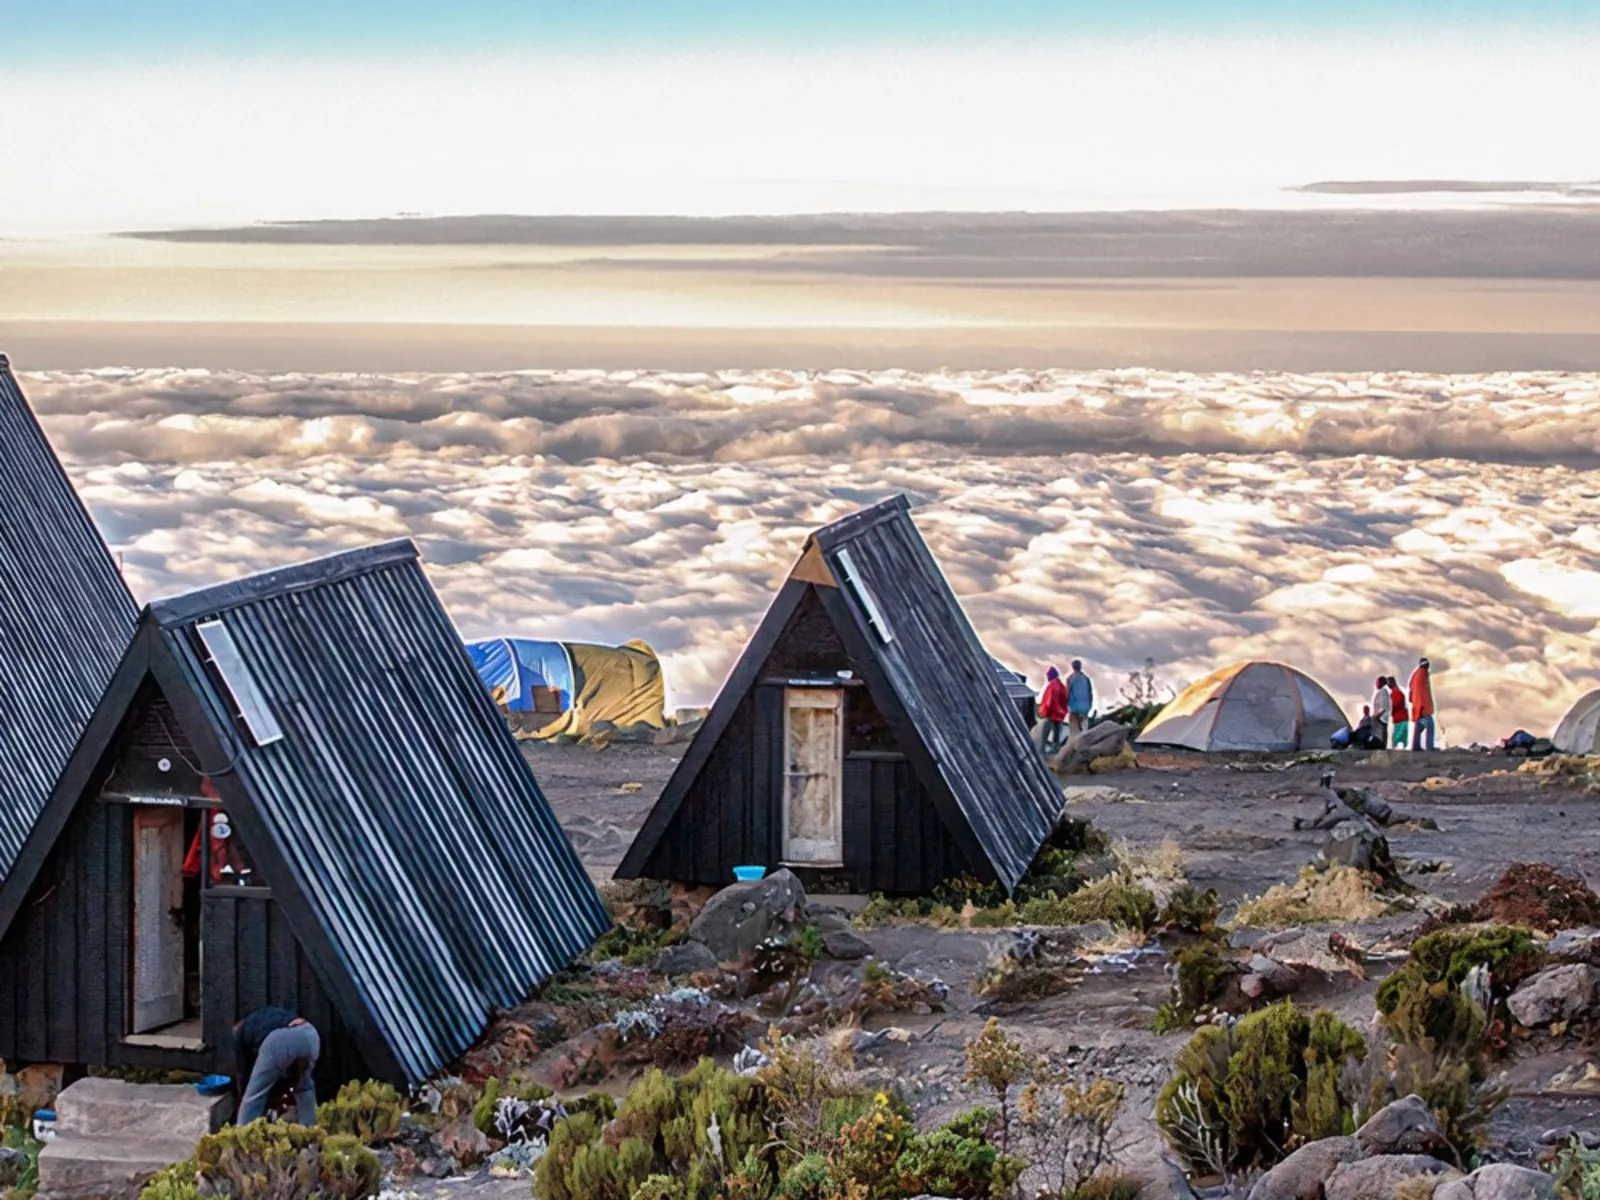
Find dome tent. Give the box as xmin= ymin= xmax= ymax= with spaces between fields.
xmin=1137 ymin=661 xmax=1350 ymax=753
xmin=465 ymin=637 xmax=666 ymax=739
xmin=1552 ymin=689 xmax=1600 ymax=755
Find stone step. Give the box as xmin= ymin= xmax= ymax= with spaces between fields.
xmin=53 ymin=1079 xmax=228 ymax=1141
xmin=38 ymin=1134 xmax=197 ymax=1200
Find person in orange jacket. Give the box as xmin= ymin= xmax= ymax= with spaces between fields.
xmin=1038 ymin=666 xmax=1070 ymax=757
xmin=1408 ymin=657 xmax=1436 ymax=751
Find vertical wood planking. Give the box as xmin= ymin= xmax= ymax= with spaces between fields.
xmin=80 ymin=802 xmax=109 ymax=1061
xmin=237 ymin=899 xmax=269 ymax=1015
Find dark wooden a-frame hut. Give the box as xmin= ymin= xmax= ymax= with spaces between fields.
xmin=618 ymin=496 xmax=1064 ymax=895
xmin=0 ymin=540 xmax=608 ymax=1087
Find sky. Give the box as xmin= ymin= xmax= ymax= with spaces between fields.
xmin=2 ymin=1 xmax=1597 ymax=232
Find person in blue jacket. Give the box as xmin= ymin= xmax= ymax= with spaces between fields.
xmin=1066 ymin=660 xmax=1094 ymax=736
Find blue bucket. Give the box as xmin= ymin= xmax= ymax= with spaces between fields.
xmin=195 ymin=1074 xmax=233 ymax=1096
xmin=732 ymin=865 xmax=767 ymax=882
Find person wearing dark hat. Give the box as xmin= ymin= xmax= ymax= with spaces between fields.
xmin=1408 ymin=657 xmax=1436 ymax=751
xmin=1038 ymin=667 xmax=1070 ymax=756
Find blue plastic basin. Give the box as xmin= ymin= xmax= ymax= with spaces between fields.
xmin=732 ymin=865 xmax=767 ymax=882
xmin=195 ymin=1074 xmax=233 ymax=1096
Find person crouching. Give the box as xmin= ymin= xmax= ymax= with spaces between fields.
xmin=233 ymin=1007 xmax=320 ymax=1126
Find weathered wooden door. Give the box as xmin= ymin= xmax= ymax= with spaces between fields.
xmin=783 ymin=688 xmax=844 ymax=865
xmin=131 ymin=806 xmax=187 ymax=1032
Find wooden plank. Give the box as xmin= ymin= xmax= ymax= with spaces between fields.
xmin=237 ymin=898 xmax=270 ymax=1015
xmin=48 ymin=834 xmax=79 ymax=1059
xmin=80 ymin=802 xmax=110 ymax=1061
xmin=898 ymin=762 xmax=925 ymax=893
xmin=269 ymin=901 xmax=299 ymax=1008
xmin=202 ymin=896 xmax=238 ymax=1051
xmin=18 ymin=902 xmax=48 ymax=1059
xmin=841 ymin=760 xmax=871 ymax=884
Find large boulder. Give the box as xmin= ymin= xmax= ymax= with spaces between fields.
xmin=1323 ymin=1155 xmax=1457 ymax=1200
xmin=688 ymin=868 xmax=808 ymax=962
xmin=1507 ymin=963 xmax=1600 ymax=1028
xmin=1356 ymin=1095 xmax=1451 ymax=1157
xmin=1435 ymin=1163 xmax=1555 ymax=1200
xmin=1051 ymin=721 xmax=1132 ymax=773
xmin=654 ymin=940 xmax=719 ymax=977
xmin=1246 ymin=1136 xmax=1361 ymax=1200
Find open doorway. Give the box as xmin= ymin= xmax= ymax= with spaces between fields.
xmin=129 ymin=804 xmax=204 ymax=1043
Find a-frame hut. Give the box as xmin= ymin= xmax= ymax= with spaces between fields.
xmin=618 ymin=496 xmax=1064 ymax=896
xmin=0 ymin=539 xmax=608 ymax=1087
xmin=1 ymin=354 xmax=139 ymax=884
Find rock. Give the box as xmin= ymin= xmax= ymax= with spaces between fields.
xmin=1135 ymin=1156 xmax=1201 ymax=1200
xmin=654 ymin=719 xmax=704 ymax=746
xmin=436 ymin=1112 xmax=490 ymax=1167
xmin=1323 ymin=1155 xmax=1456 ymax=1200
xmin=0 ymin=1148 xmax=26 ymax=1189
xmin=1435 ymin=1163 xmax=1555 ymax=1200
xmin=688 ymin=868 xmax=808 ymax=962
xmin=821 ymin=929 xmax=874 ymax=960
xmin=1320 ymin=816 xmax=1390 ymax=874
xmin=1246 ymin=1135 xmax=1361 ymax=1200
xmin=1507 ymin=963 xmax=1600 ymax=1027
xmin=654 ymin=940 xmax=720 ymax=976
xmin=1357 ymin=1094 xmax=1451 ymax=1157
xmin=1547 ymin=928 xmax=1600 ymax=961
xmin=1051 ymin=721 xmax=1132 ymax=773
xmin=807 ymin=905 xmax=857 ymax=936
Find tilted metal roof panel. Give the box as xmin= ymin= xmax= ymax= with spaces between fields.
xmin=155 ymin=540 xmax=609 ymax=1084
xmin=0 ymin=358 xmax=138 ymax=881
xmin=815 ymin=496 xmax=1064 ymax=891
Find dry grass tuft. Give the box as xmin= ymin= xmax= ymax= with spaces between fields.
xmin=1234 ymin=865 xmax=1391 ymax=928
xmin=1113 ymin=837 xmax=1185 ymax=882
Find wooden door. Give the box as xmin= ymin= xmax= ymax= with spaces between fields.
xmin=131 ymin=806 xmax=187 ymax=1033
xmin=783 ymin=688 xmax=844 ymax=866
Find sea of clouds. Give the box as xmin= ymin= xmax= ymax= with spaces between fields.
xmin=26 ymin=367 xmax=1600 ymax=744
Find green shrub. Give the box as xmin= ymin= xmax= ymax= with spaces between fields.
xmin=1155 ymin=1001 xmax=1366 ymax=1173
xmin=969 ymin=902 xmax=1017 ymax=928
xmin=315 ymin=1080 xmax=402 ymax=1144
xmin=1549 ymin=1137 xmax=1600 ymax=1200
xmin=1161 ymin=886 xmax=1223 ymax=937
xmin=471 ymin=1073 xmax=555 ymax=1137
xmin=141 ymin=1121 xmax=383 ymax=1200
xmin=1371 ymin=926 xmax=1536 ymax=1157
xmin=774 ymin=1153 xmax=832 ymax=1200
xmin=894 ymin=1113 xmax=1020 ymax=1200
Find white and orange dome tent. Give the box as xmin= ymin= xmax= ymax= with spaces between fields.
xmin=1137 ymin=660 xmax=1350 ymax=752
xmin=1552 ymin=689 xmax=1600 ymax=756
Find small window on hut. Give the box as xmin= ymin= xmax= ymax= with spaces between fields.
xmin=834 ymin=547 xmax=893 ymax=644
xmin=847 ymin=688 xmax=897 ymax=753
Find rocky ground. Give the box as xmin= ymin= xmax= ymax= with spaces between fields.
xmin=474 ymin=741 xmax=1600 ymax=1196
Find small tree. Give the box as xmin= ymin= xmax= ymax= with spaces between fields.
xmin=962 ymin=1019 xmax=1038 ymax=1152
xmin=1015 ymin=1073 xmax=1125 ymax=1198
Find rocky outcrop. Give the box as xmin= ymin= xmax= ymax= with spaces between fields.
xmin=1507 ymin=963 xmax=1600 ymax=1027
xmin=1323 ymin=1154 xmax=1457 ymax=1200
xmin=1435 ymin=1163 xmax=1555 ymax=1200
xmin=1355 ymin=1094 xmax=1451 ymax=1157
xmin=688 ymin=868 xmax=807 ymax=963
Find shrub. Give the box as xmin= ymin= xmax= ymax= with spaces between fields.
xmin=315 ymin=1080 xmax=402 ymax=1144
xmin=1550 ymin=1136 xmax=1600 ymax=1200
xmin=1155 ymin=1001 xmax=1367 ymax=1173
xmin=141 ymin=1121 xmax=383 ymax=1200
xmin=828 ymin=1094 xmax=910 ymax=1200
xmin=969 ymin=902 xmax=1018 ymax=928
xmin=472 ymin=1073 xmax=555 ymax=1137
xmin=894 ymin=1108 xmax=1021 ymax=1199
xmin=1160 ymin=886 xmax=1222 ymax=937
xmin=2 ymin=1125 xmax=42 ymax=1199
xmin=1371 ymin=926 xmax=1537 ymax=1156
xmin=1015 ymin=1076 xmax=1125 ymax=1198
xmin=1053 ymin=876 xmax=1159 ymax=933
xmin=1234 ymin=865 xmax=1390 ymax=927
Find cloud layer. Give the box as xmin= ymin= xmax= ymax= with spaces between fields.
xmin=25 ymin=366 xmax=1600 ymax=744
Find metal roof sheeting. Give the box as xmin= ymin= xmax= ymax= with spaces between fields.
xmin=0 ymin=357 xmax=138 ymax=882
xmin=815 ymin=496 xmax=1064 ymax=892
xmin=152 ymin=539 xmax=609 ymax=1085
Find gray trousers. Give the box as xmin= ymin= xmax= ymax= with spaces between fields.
xmin=238 ymin=1023 xmax=320 ymax=1126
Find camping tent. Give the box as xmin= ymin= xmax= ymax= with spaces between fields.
xmin=1552 ymin=689 xmax=1600 ymax=755
xmin=466 ymin=637 xmax=666 ymax=738
xmin=1137 ymin=660 xmax=1349 ymax=752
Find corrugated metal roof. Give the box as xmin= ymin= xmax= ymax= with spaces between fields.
xmin=815 ymin=496 xmax=1063 ymax=891
xmin=150 ymin=539 xmax=609 ymax=1085
xmin=0 ymin=356 xmax=138 ymax=882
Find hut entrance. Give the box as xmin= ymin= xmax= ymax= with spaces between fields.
xmin=782 ymin=687 xmax=844 ymax=866
xmin=131 ymin=805 xmax=192 ymax=1034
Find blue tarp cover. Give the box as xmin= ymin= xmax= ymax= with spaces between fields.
xmin=465 ymin=638 xmax=575 ymax=712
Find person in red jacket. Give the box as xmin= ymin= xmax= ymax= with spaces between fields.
xmin=1038 ymin=666 xmax=1070 ymax=757
xmin=1409 ymin=657 xmax=1436 ymax=751
xmin=1387 ymin=676 xmax=1409 ymax=749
